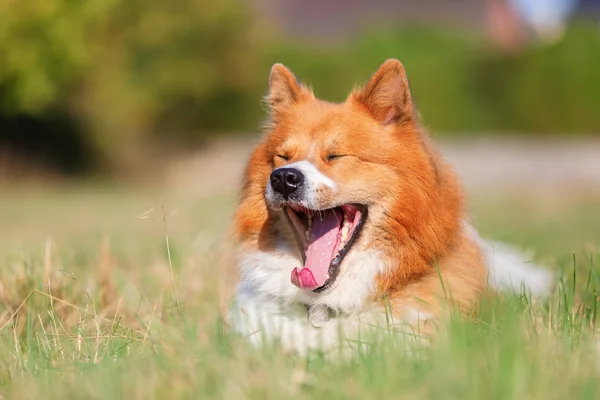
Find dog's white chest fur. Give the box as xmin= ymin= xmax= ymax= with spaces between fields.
xmin=227 ymin=244 xmax=418 ymax=355
xmin=229 ymin=282 xmax=393 ymax=356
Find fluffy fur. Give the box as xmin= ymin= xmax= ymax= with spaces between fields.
xmin=227 ymin=59 xmax=553 ymax=355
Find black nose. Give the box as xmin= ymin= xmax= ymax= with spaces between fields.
xmin=270 ymin=168 xmax=304 ymax=199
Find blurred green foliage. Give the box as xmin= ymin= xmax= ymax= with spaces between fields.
xmin=267 ymin=23 xmax=600 ymax=136
xmin=0 ymin=0 xmax=265 ymax=170
xmin=472 ymin=25 xmax=600 ymax=133
xmin=0 ymin=0 xmax=599 ymax=174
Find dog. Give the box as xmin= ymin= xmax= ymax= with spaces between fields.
xmin=227 ymin=59 xmax=553 ymax=355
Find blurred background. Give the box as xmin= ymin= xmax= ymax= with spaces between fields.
xmin=0 ymin=0 xmax=599 ymax=258
xmin=0 ymin=0 xmax=599 ymax=180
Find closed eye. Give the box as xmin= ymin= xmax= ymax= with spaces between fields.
xmin=327 ymin=154 xmax=347 ymax=161
xmin=276 ymin=155 xmax=290 ymax=161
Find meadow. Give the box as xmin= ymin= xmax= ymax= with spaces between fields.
xmin=1 ymin=176 xmax=600 ymax=399
xmin=2 ymin=0 xmax=600 ymax=397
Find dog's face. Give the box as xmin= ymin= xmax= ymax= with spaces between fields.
xmin=237 ymin=60 xmax=457 ymax=299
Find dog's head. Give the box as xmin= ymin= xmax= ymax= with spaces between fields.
xmin=235 ymin=60 xmax=462 ymax=305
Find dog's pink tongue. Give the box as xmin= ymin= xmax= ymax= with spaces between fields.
xmin=291 ymin=209 xmax=342 ymax=291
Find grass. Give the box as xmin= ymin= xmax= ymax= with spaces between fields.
xmin=1 ymin=184 xmax=600 ymax=399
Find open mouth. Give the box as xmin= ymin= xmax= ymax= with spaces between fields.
xmin=284 ymin=204 xmax=367 ymax=292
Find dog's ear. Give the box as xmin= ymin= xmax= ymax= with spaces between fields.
xmin=266 ymin=63 xmax=312 ymax=122
xmin=351 ymin=59 xmax=414 ymax=125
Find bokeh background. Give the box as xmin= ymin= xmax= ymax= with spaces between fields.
xmin=1 ymin=2 xmax=600 ymax=396
xmin=1 ymin=0 xmax=599 ymax=180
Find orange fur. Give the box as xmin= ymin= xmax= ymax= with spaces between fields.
xmin=232 ymin=59 xmax=487 ymax=327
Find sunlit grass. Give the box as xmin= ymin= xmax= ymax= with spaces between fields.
xmin=1 ymin=186 xmax=600 ymax=399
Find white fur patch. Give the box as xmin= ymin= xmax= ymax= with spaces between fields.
xmin=238 ymin=240 xmax=301 ymax=302
xmin=228 ymin=288 xmax=384 ymax=356
xmin=285 ymin=160 xmax=336 ymax=189
xmin=464 ymin=222 xmax=554 ymax=297
xmin=307 ymin=250 xmax=386 ymax=314
xmin=264 ymin=183 xmax=277 ymax=207
xmin=228 ymin=285 xmax=429 ymax=356
xmin=229 ymin=239 xmax=390 ymax=354
xmin=236 ymin=239 xmax=385 ymax=315
xmin=265 ymin=160 xmax=336 ymax=209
